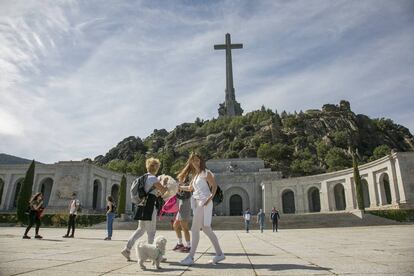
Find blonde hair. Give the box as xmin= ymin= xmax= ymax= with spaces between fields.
xmin=177 ymin=152 xmax=206 ymax=183
xmin=146 ymin=157 xmax=160 ymax=175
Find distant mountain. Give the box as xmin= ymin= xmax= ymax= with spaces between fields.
xmin=94 ymin=100 xmax=414 ymax=177
xmin=0 ymin=154 xmax=39 ymax=165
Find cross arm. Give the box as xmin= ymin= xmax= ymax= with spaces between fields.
xmin=230 ymin=44 xmax=243 ymax=49
xmin=214 ymin=44 xmax=226 ymax=50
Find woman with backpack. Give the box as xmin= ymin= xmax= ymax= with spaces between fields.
xmin=178 ymin=153 xmax=225 ymax=265
xmin=23 ymin=192 xmax=44 ymax=239
xmin=121 ymin=158 xmax=168 ymax=261
xmin=104 ymin=195 xmax=116 ymax=240
xmin=172 ymin=177 xmax=192 ymax=253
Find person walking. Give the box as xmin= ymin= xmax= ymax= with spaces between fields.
xmin=257 ymin=209 xmax=265 ymax=233
xmin=270 ymin=207 xmax=280 ymax=232
xmin=23 ymin=192 xmax=44 ymax=239
xmin=63 ymin=192 xmax=80 ymax=238
xmin=178 ymin=153 xmax=225 ymax=265
xmin=104 ymin=195 xmax=116 ymax=240
xmin=243 ymin=208 xmax=251 ymax=233
xmin=172 ymin=179 xmax=192 ymax=253
xmin=121 ymin=157 xmax=168 ymax=261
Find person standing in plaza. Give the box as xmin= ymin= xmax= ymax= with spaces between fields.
xmin=23 ymin=192 xmax=44 ymax=239
xmin=257 ymin=208 xmax=265 ymax=233
xmin=243 ymin=208 xmax=251 ymax=233
xmin=63 ymin=192 xmax=80 ymax=238
xmin=178 ymin=153 xmax=225 ymax=266
xmin=104 ymin=195 xmax=116 ymax=240
xmin=172 ymin=178 xmax=192 ymax=253
xmin=121 ymin=157 xmax=168 ymax=261
xmin=270 ymin=207 xmax=280 ymax=232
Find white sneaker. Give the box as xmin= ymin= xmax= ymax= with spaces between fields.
xmin=210 ymin=254 xmax=225 ymax=264
xmin=179 ymin=255 xmax=194 ymax=266
xmin=121 ymin=248 xmax=131 ymax=261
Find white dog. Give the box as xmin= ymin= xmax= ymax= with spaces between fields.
xmin=157 ymin=174 xmax=179 ymax=200
xmin=136 ymin=236 xmax=167 ymax=269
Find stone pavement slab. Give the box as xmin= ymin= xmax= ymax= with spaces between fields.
xmin=0 ymin=225 xmax=413 ymax=275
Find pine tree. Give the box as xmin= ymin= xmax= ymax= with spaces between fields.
xmin=17 ymin=160 xmax=35 ymax=223
xmin=353 ymin=153 xmax=365 ymax=211
xmin=117 ymin=175 xmax=127 ymax=216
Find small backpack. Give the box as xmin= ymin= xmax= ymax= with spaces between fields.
xmin=130 ymin=174 xmax=149 ymax=205
xmin=212 ymin=185 xmax=223 ymax=204
xmin=159 ymin=195 xmax=179 ymax=220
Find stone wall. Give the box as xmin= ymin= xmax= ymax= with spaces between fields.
xmin=0 ymin=161 xmax=136 ymax=213
xmin=262 ymin=152 xmax=414 ymax=214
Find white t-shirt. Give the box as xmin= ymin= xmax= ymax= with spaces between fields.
xmin=244 ymin=212 xmax=251 ymax=221
xmin=192 ymin=169 xmax=213 ymax=201
xmin=69 ymin=199 xmax=80 ymax=215
xmin=145 ymin=173 xmax=159 ymax=195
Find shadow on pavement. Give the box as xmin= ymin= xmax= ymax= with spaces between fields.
xmin=181 ymin=262 xmax=332 ymax=272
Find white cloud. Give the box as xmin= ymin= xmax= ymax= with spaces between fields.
xmin=0 ymin=0 xmax=413 ymax=163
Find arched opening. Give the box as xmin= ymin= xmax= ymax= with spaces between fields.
xmin=93 ymin=179 xmax=102 ymax=210
xmin=282 ymin=190 xmax=295 ymax=214
xmin=361 ymin=179 xmax=370 ymax=208
xmin=380 ymin=173 xmax=392 ymax=205
xmin=13 ymin=179 xmax=24 ymax=208
xmin=40 ymin=178 xmax=53 ymax=207
xmin=308 ymin=187 xmax=321 ymax=212
xmin=334 ymin=184 xmax=346 ymax=211
xmin=0 ymin=178 xmax=4 ymax=205
xmin=229 ymin=194 xmax=243 ymax=216
xmin=111 ymin=184 xmax=120 ymax=204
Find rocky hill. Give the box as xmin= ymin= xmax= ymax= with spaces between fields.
xmin=0 ymin=153 xmax=38 ymax=165
xmin=93 ymin=100 xmax=414 ymax=177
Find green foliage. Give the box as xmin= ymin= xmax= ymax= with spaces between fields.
xmin=117 ymin=175 xmax=127 ymax=215
xmin=332 ymin=131 xmax=350 ymax=149
xmin=290 ymin=149 xmax=316 ymax=175
xmin=369 ymin=145 xmax=392 ymax=161
xmin=353 ymin=154 xmax=365 ymax=210
xmin=325 ymin=148 xmax=352 ymax=172
xmin=16 ymin=160 xmax=35 ymax=223
xmin=368 ymin=209 xmax=414 ymax=222
xmin=104 ymin=159 xmax=128 ymax=173
xmin=0 ymin=213 xmax=106 ymax=226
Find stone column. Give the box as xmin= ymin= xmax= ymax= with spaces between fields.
xmin=296 ymin=185 xmax=305 ymax=214
xmin=387 ymin=162 xmax=400 ymax=205
xmin=367 ymin=171 xmax=379 ymax=207
xmin=320 ymin=181 xmax=330 ymax=212
xmin=376 ymin=173 xmax=384 ymax=206
xmin=345 ymin=177 xmax=355 ymax=210
xmin=1 ymin=173 xmax=12 ymax=210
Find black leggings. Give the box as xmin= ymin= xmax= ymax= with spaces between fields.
xmin=24 ymin=211 xmax=41 ymax=236
xmin=272 ymin=221 xmax=278 ymax=232
xmin=66 ymin=214 xmax=76 ymax=236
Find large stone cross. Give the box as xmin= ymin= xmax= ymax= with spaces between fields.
xmin=214 ymin=33 xmax=243 ymax=116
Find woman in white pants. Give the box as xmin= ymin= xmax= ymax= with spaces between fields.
xmin=178 ymin=153 xmax=225 ymax=265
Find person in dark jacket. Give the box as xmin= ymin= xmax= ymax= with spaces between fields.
xmin=23 ymin=193 xmax=44 ymax=239
xmin=270 ymin=207 xmax=281 ymax=232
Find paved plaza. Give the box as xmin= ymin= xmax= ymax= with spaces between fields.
xmin=0 ymin=225 xmax=413 ymax=275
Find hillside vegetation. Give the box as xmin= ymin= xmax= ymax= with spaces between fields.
xmin=93 ymin=100 xmax=414 ymax=177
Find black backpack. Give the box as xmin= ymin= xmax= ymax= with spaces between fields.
xmin=212 ymin=185 xmax=223 ymax=204
xmin=131 ymin=174 xmax=149 ymax=205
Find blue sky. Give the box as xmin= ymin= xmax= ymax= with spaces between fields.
xmin=0 ymin=0 xmax=413 ymax=163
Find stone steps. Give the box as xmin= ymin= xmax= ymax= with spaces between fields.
xmin=89 ymin=211 xmax=402 ymax=230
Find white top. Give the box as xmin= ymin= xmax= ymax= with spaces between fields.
xmin=145 ymin=173 xmax=159 ymax=195
xmin=69 ymin=199 xmax=80 ymax=215
xmin=244 ymin=213 xmax=251 ymax=221
xmin=192 ymin=169 xmax=213 ymax=201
